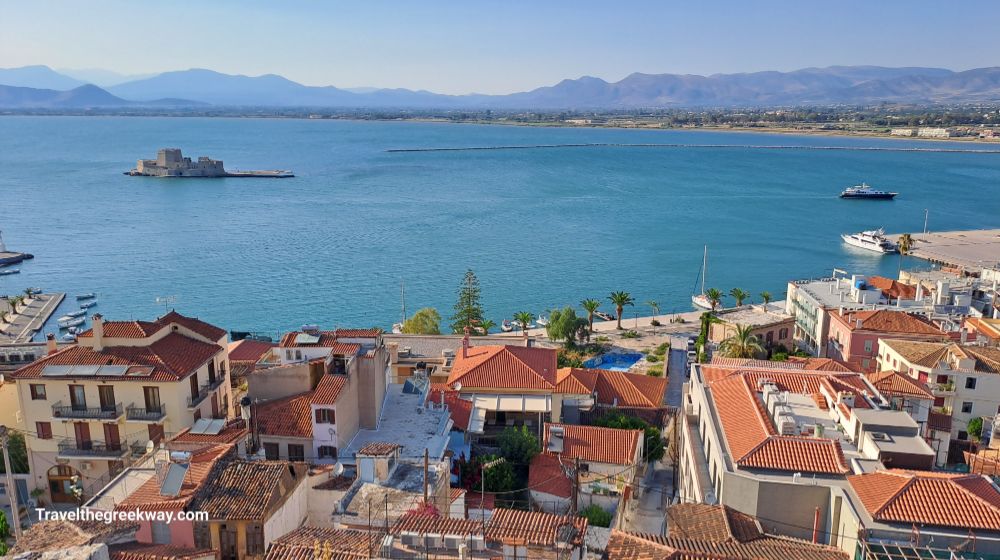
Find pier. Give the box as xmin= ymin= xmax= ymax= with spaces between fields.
xmin=1 ymin=292 xmax=65 ymax=343
xmin=890 ymin=228 xmax=1000 ymax=272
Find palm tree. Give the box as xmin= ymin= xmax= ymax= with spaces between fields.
xmin=608 ymin=291 xmax=635 ymax=330
xmin=719 ymin=324 xmax=765 ymax=358
xmin=23 ymin=288 xmax=33 ymax=299
xmin=646 ymin=300 xmax=660 ymax=317
xmin=760 ymin=291 xmax=772 ymax=308
xmin=704 ymin=288 xmax=723 ymax=313
xmin=478 ymin=319 xmax=496 ymax=335
xmin=580 ymin=299 xmax=601 ymax=340
xmin=729 ymin=288 xmax=749 ymax=307
xmin=897 ymin=233 xmax=914 ymax=275
xmin=513 ymin=311 xmax=534 ymax=338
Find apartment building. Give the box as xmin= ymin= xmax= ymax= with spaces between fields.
xmin=786 ymin=274 xmax=884 ymax=356
xmin=826 ymin=309 xmax=948 ymax=371
xmin=708 ymin=304 xmax=795 ymax=352
xmin=10 ymin=311 xmax=232 ymax=503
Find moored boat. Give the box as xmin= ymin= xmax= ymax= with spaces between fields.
xmin=80 ymin=301 xmax=98 ymax=309
xmin=0 ymin=268 xmax=19 ymax=276
xmin=691 ymin=245 xmax=714 ymax=310
xmin=594 ymin=311 xmax=615 ymax=322
xmin=536 ymin=315 xmax=549 ymax=327
xmin=841 ymin=228 xmax=898 ymax=254
xmin=58 ymin=317 xmax=85 ymax=329
xmin=57 ymin=312 xmax=87 ymax=323
xmin=77 ymin=293 xmax=96 ymax=300
xmin=501 ymin=320 xmax=514 ymax=332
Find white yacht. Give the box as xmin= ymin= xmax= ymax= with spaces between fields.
xmin=841 ymin=228 xmax=898 ymax=253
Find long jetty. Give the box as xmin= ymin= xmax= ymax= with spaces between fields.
xmin=2 ymin=292 xmax=65 ymax=343
xmin=387 ymin=143 xmax=1000 ymax=154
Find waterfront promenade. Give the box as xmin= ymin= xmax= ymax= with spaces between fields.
xmin=1 ymin=292 xmax=64 ymax=343
xmin=888 ymin=228 xmax=1000 ymax=272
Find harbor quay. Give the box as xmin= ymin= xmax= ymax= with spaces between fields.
xmin=0 ymin=291 xmax=64 ymax=343
xmin=888 ymin=228 xmax=1000 ymax=272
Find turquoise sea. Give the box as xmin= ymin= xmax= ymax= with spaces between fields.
xmin=1 ymin=116 xmax=999 ymax=339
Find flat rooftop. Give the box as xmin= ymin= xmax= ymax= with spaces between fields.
xmin=889 ymin=228 xmax=1000 ymax=271
xmin=716 ymin=302 xmax=792 ymax=327
xmin=791 ymin=276 xmax=883 ymax=309
xmin=342 ymin=383 xmax=452 ymax=464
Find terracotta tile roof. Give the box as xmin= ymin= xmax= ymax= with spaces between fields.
xmin=486 ymin=508 xmax=587 ymax=547
xmin=666 ymin=504 xmax=761 ymax=543
xmin=791 ymin=357 xmax=854 ymax=372
xmin=832 ymin=309 xmax=946 ymax=336
xmin=11 ymin=332 xmax=221 ymax=381
xmin=880 ymin=339 xmax=951 ymax=368
xmin=313 ymin=474 xmax=355 ymax=491
xmin=12 ymin=519 xmax=139 ymax=554
xmin=109 ymin=543 xmax=215 ymax=560
xmin=606 ymin=529 xmax=849 ymax=560
xmin=256 ymin=393 xmax=314 ymax=438
xmin=544 ymin=423 xmax=642 ymax=465
xmin=710 ymin=357 xmax=806 ymax=370
xmin=450 ymin=487 xmax=466 ymax=501
xmin=709 ymin=374 xmax=850 ymax=474
xmin=118 ymin=444 xmax=234 ymax=511
xmin=428 ymin=386 xmax=473 ymax=430
xmin=78 ymin=311 xmax=226 ymax=342
xmin=264 ymin=526 xmax=376 ymax=560
xmin=965 ymin=317 xmax=1000 ymax=341
xmin=278 ymin=330 xmax=365 ymax=353
xmin=447 ymin=345 xmax=558 ymax=390
xmin=172 ymin=419 xmax=248 ymax=446
xmin=964 ymin=345 xmax=1000 ymax=373
xmin=312 ymin=373 xmax=348 ymax=405
xmin=928 ymin=410 xmax=952 ymax=432
xmin=228 ymin=339 xmax=274 ymax=362
xmin=357 ymin=442 xmax=401 ymax=456
xmin=335 ymin=328 xmax=381 ymax=338
xmin=195 ymin=460 xmax=307 ymax=520
xmin=529 ymin=453 xmax=573 ymax=499
xmin=848 ymin=470 xmax=1000 ymax=530
xmin=703 ymin=366 xmax=872 ymax=408
xmin=965 ymin=451 xmax=1000 ymax=477
xmin=866 ymin=276 xmax=917 ymax=300
xmin=555 ymin=368 xmax=667 ymax=407
xmin=393 ymin=512 xmax=484 ymax=536
xmin=466 ymin=491 xmax=495 ymax=511
xmin=865 ymin=370 xmax=934 ymax=400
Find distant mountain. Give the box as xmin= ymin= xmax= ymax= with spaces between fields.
xmin=4 ymin=65 xmax=1000 ymax=109
xmin=0 ymin=65 xmax=85 ymax=90
xmin=57 ymin=68 xmax=158 ymax=88
xmin=0 ymin=84 xmax=202 ymax=109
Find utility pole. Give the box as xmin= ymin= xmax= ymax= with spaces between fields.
xmin=1 ymin=425 xmax=23 ymax=540
xmin=572 ymin=457 xmax=580 ymax=516
xmin=923 ymin=209 xmax=929 ymax=234
xmin=423 ymin=448 xmax=429 ymax=504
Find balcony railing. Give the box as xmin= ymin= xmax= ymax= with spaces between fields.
xmin=207 ymin=368 xmax=227 ymax=391
xmin=52 ymin=401 xmax=124 ymax=421
xmin=57 ymin=440 xmax=130 ymax=459
xmin=929 ymin=382 xmax=955 ymax=396
xmin=127 ymin=404 xmax=166 ymax=422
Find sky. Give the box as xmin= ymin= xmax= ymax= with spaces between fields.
xmin=2 ymin=0 xmax=998 ymax=95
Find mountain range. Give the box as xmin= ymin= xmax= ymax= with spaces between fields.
xmin=2 ymin=65 xmax=1000 ymax=110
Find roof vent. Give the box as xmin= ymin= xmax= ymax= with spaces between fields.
xmin=869 ymin=431 xmax=890 ymax=441
xmin=547 ymin=426 xmax=565 ymax=453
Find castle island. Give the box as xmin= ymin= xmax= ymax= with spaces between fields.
xmin=126 ymin=148 xmax=294 ymax=178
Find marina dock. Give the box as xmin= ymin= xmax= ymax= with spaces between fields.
xmin=891 ymin=228 xmax=1000 ymax=272
xmin=1 ymin=292 xmax=65 ymax=343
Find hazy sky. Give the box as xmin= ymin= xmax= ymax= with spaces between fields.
xmin=2 ymin=0 xmax=997 ymax=94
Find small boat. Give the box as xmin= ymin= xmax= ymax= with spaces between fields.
xmin=692 ymin=245 xmax=714 ymax=310
xmin=61 ymin=334 xmax=77 ymax=342
xmin=391 ymin=322 xmax=403 ymax=334
xmin=80 ymin=301 xmax=98 ymax=309
xmin=594 ymin=311 xmax=615 ymax=322
xmin=0 ymin=269 xmax=20 ymax=276
xmin=839 ymin=183 xmax=897 ymax=199
xmin=536 ymin=315 xmax=549 ymax=327
xmin=27 ymin=287 xmax=42 ymax=295
xmin=58 ymin=317 xmax=86 ymax=329
xmin=842 ymin=228 xmax=898 ymax=254
xmin=76 ymin=293 xmax=96 ymax=300
xmin=500 ymin=320 xmax=514 ymax=332
xmin=68 ymin=327 xmax=80 ymax=335
xmin=63 ymin=309 xmax=86 ymax=318
xmin=692 ymin=294 xmax=713 ymax=311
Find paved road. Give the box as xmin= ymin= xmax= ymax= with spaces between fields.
xmin=627 ymin=460 xmax=672 ymax=535
xmin=665 ymin=337 xmax=692 ymax=408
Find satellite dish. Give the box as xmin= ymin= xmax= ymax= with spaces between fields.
xmin=145 ymin=440 xmax=155 ymax=454
xmin=328 ymin=427 xmax=335 ymax=437
xmin=333 ymin=462 xmax=344 ymax=476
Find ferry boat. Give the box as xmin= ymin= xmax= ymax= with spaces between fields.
xmin=841 ymin=228 xmax=898 ymax=253
xmin=839 ymin=183 xmax=898 ymax=199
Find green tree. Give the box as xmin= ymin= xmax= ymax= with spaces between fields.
xmin=704 ymin=288 xmax=723 ymax=312
xmin=546 ymin=307 xmax=588 ymax=346
xmin=645 ymin=300 xmax=660 ymax=317
xmin=498 ymin=426 xmax=540 ymax=465
xmin=608 ymin=291 xmax=635 ymax=330
xmin=478 ymin=319 xmax=496 ymax=336
xmin=580 ymin=299 xmax=601 ymax=340
xmin=760 ymin=291 xmax=773 ymax=307
xmin=450 ymin=270 xmax=485 ymax=334
xmin=897 ymin=233 xmax=914 ymax=275
xmin=481 ymin=455 xmax=516 ymax=493
xmin=580 ymin=504 xmax=612 ymax=528
xmin=513 ymin=311 xmax=534 ymax=337
xmin=401 ymin=307 xmax=441 ymax=335
xmin=729 ymin=288 xmax=749 ymax=307
xmin=0 ymin=432 xmax=28 ymax=474
xmin=593 ymin=412 xmax=665 ymax=462
xmin=719 ymin=324 xmax=765 ymax=358
xmin=969 ymin=417 xmax=984 ymax=442
xmin=0 ymin=509 xmax=8 ymax=556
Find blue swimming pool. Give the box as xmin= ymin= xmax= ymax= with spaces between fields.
xmin=583 ymin=352 xmax=644 ymax=371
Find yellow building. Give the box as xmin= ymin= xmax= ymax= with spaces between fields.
xmin=9 ymin=311 xmax=232 ymax=504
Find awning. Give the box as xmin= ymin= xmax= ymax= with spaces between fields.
xmin=470 ymin=394 xmax=551 ymax=413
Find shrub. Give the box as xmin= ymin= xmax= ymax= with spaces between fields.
xmin=594 ymin=411 xmax=665 ymax=461
xmin=646 ymin=364 xmax=664 ymax=377
xmin=498 ymin=426 xmax=540 ymax=465
xmin=646 ymin=354 xmax=660 ymax=363
xmin=580 ymin=504 xmax=612 ymax=528
xmin=621 ymin=330 xmax=640 ymax=339
xmin=595 ymin=335 xmax=610 ymax=343
xmin=772 ymin=352 xmax=789 ymax=362
xmin=652 ymin=342 xmax=670 ymax=357
xmin=649 ymin=319 xmax=661 ymax=327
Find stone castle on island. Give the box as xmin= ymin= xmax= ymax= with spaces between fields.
xmin=127 ymin=148 xmax=293 ymax=178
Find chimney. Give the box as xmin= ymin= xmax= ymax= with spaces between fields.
xmin=387 ymin=342 xmax=399 ymax=364
xmin=45 ymin=333 xmax=58 ymax=354
xmin=92 ymin=313 xmax=105 ymax=351
xmin=855 ymin=319 xmax=862 ymax=329
xmin=462 ymin=326 xmax=470 ymax=359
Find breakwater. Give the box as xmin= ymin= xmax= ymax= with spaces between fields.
xmin=387 ymin=143 xmax=1000 ymax=154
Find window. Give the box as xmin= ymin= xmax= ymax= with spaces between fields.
xmin=151 ymin=521 xmax=171 ymax=544
xmin=246 ymin=524 xmax=265 ymax=556
xmin=315 ymin=408 xmax=335 ymax=424
xmin=966 ymin=377 xmax=978 ymax=390
xmin=285 ymin=349 xmax=292 ymax=360
xmin=295 ymin=350 xmax=302 ymax=361
xmin=778 ymin=328 xmax=788 ymax=340
xmin=98 ymin=386 xmax=116 ymax=412
xmin=962 ymin=401 xmax=974 ymax=414
xmin=958 ymin=430 xmax=969 ymax=441
xmin=864 ymin=340 xmax=874 ymax=353
xmin=287 ymin=444 xmax=305 ymax=462
xmin=318 ymin=446 xmax=337 ymax=459
xmin=29 ymin=384 xmax=46 ymax=400
xmin=194 ymin=523 xmax=211 ymax=549
xmin=36 ymin=422 xmax=52 ymax=439
xmin=263 ymin=442 xmax=279 ymax=460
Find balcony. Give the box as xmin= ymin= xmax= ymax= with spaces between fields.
xmin=930 ymin=382 xmax=956 ymax=396
xmin=207 ymin=369 xmax=227 ymax=391
xmin=57 ymin=440 xmax=130 ymax=459
xmin=52 ymin=401 xmax=124 ymax=422
xmin=127 ymin=404 xmax=166 ymax=423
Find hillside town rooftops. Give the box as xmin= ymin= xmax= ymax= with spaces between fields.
xmin=447 ymin=344 xmax=558 ymax=390
xmin=341 ymin=382 xmax=451 ymax=463
xmin=831 ymin=309 xmax=946 ymax=336
xmin=713 ymin=304 xmax=794 ymax=327
xmin=255 ymin=392 xmax=314 ymax=438
xmin=848 ymin=470 xmax=1000 ymax=530
xmin=542 ymin=422 xmax=642 ymax=465
xmin=554 ymin=367 xmax=667 ymax=408
xmin=193 ymin=460 xmax=307 ymax=520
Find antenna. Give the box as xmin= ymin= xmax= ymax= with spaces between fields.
xmin=155 ymin=295 xmax=177 ymax=312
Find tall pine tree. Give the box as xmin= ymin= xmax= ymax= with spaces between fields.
xmin=450 ymin=269 xmax=485 ymax=334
